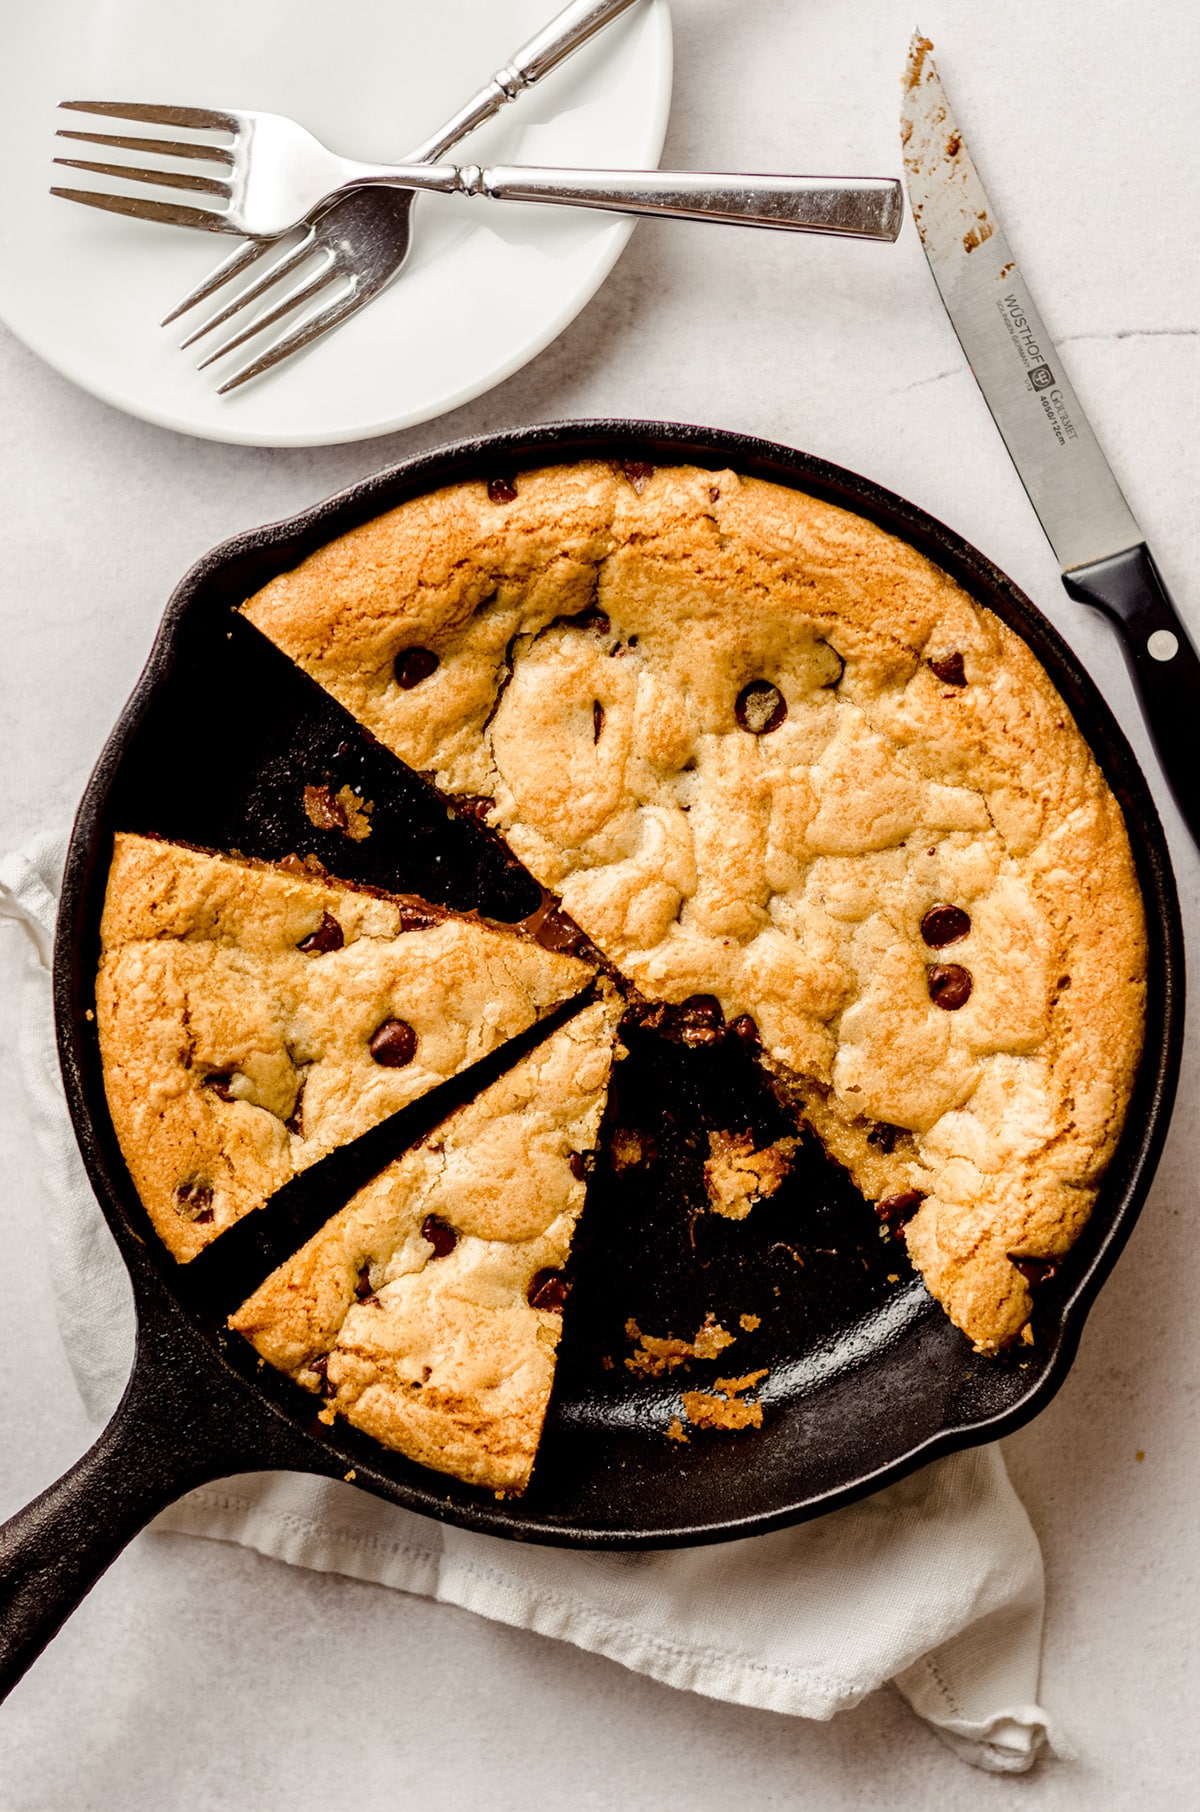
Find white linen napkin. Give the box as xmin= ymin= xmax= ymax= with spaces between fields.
xmin=0 ymin=831 xmax=1056 ymax=1774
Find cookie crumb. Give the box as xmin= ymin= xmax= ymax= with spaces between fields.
xmin=739 ymin=1313 xmax=760 ymax=1332
xmin=681 ymin=1370 xmax=769 ymax=1432
xmin=278 ymin=851 xmax=328 ymax=879
xmin=703 ymin=1130 xmax=797 ymax=1219
xmin=303 ymin=782 xmax=374 ymax=841
xmin=625 ymin=1312 xmax=735 ymax=1376
xmin=608 ymin=1126 xmax=646 ymax=1173
xmin=665 ymin=1417 xmax=689 ymax=1444
xmin=344 ymin=1468 xmax=357 ymax=1482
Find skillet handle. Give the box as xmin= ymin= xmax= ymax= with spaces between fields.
xmin=0 ymin=1315 xmax=300 ymax=1703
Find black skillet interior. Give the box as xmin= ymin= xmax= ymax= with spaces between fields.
xmin=56 ymin=420 xmax=1182 ymax=1548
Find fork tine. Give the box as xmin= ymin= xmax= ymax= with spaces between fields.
xmin=50 ymin=186 xmax=231 ymax=232
xmin=52 ymin=156 xmax=229 ymax=197
xmin=216 ymin=283 xmax=369 ymax=392
xmin=160 ymin=238 xmax=272 ymax=325
xmin=58 ymin=99 xmax=237 ymax=132
xmin=178 ymin=229 xmax=325 ymax=347
xmin=56 ymin=128 xmax=234 ymax=166
xmin=196 ymin=260 xmax=344 ymax=368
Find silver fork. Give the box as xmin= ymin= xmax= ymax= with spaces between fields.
xmin=173 ymin=0 xmax=647 ymax=384
xmin=52 ymin=116 xmax=902 ymax=385
xmin=52 ymin=107 xmax=902 ymax=388
xmin=61 ymin=0 xmax=647 ymax=393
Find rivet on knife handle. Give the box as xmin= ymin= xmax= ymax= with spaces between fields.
xmin=1064 ymin=547 xmax=1200 ymax=847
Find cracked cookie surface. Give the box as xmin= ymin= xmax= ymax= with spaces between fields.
xmin=243 ymin=461 xmax=1147 ymax=1352
xmin=96 ymin=834 xmax=594 ymax=1262
xmin=230 ymin=995 xmax=622 ymax=1492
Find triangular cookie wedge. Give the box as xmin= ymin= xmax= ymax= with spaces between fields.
xmin=96 ymin=834 xmax=596 ymax=1262
xmin=229 ymin=993 xmax=623 ymax=1493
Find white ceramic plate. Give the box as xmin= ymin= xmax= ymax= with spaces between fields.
xmin=0 ymin=0 xmax=671 ymax=447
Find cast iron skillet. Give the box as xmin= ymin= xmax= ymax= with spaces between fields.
xmin=0 ymin=421 xmax=1182 ymax=1702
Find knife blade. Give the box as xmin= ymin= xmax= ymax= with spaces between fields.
xmin=901 ymin=33 xmax=1200 ymax=849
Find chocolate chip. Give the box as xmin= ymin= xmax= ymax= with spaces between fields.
xmin=487 ymin=475 xmax=518 ymax=504
xmin=205 ymin=1072 xmax=237 ymax=1101
xmin=369 ymin=1018 xmax=417 ymax=1066
xmin=708 ymin=486 xmax=720 ymax=504
xmin=279 ymin=852 xmax=328 ymax=880
xmin=875 ymin=1189 xmax=925 ymax=1236
xmin=522 ymin=894 xmax=593 ymax=958
xmin=735 ymin=680 xmax=787 ymax=735
xmin=353 ymin=1263 xmax=381 ymax=1306
xmin=394 ymin=646 xmax=439 ymax=689
xmin=593 ymin=700 xmax=605 ymax=743
xmin=453 ymin=795 xmax=494 ymax=824
xmin=571 ymin=606 xmax=611 ymax=635
xmin=1057 ymin=974 xmax=1072 ymax=990
xmin=867 ymin=1123 xmax=902 ymax=1154
xmin=395 ymin=897 xmax=449 ymax=931
xmin=298 ymin=910 xmax=344 ymax=954
xmin=528 ymin=1269 xmax=569 ymax=1313
xmin=568 ymin=1150 xmax=596 ymax=1181
xmin=310 ymin=1353 xmax=335 ymax=1396
xmin=175 ymin=1177 xmax=214 ymax=1222
xmin=921 ymin=904 xmax=971 ymax=948
xmin=621 ymin=459 xmax=655 ymax=493
xmin=929 ymin=651 xmax=967 ymax=686
xmin=422 ymin=1214 xmax=457 ymax=1258
xmin=285 ymin=1086 xmax=305 ymax=1138
xmin=1009 ymin=1254 xmax=1060 ymax=1287
xmin=927 ymin=963 xmax=972 ymax=1009
xmin=729 ymin=1014 xmax=761 ymax=1049
xmin=675 ymin=994 xmax=725 ymax=1046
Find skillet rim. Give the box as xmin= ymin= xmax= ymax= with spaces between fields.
xmin=52 ymin=417 xmax=1183 ymax=1548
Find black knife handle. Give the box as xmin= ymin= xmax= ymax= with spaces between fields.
xmin=1064 ymin=544 xmax=1200 ymax=851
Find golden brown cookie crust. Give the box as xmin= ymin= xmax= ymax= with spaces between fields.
xmin=230 ymin=995 xmax=622 ymax=1492
xmin=96 ymin=834 xmax=594 ymax=1262
xmin=244 ymin=461 xmax=1147 ymax=1353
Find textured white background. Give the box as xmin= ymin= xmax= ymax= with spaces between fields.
xmin=2 ymin=0 xmax=1198 ymax=1803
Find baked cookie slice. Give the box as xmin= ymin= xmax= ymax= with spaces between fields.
xmin=96 ymin=834 xmax=595 ymax=1261
xmin=230 ymin=994 xmax=622 ymax=1493
xmin=241 ymin=461 xmax=1147 ymax=1354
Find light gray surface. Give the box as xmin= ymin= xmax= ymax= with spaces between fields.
xmin=2 ymin=0 xmax=1198 ymax=1803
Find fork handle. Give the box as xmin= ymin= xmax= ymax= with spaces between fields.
xmin=459 ymin=167 xmax=904 ymax=242
xmin=410 ymin=0 xmax=645 ymax=165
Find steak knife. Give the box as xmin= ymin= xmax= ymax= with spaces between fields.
xmin=901 ymin=33 xmax=1200 ymax=848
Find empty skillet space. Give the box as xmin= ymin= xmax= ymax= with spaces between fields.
xmin=100 ymin=611 xmax=543 ymax=924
